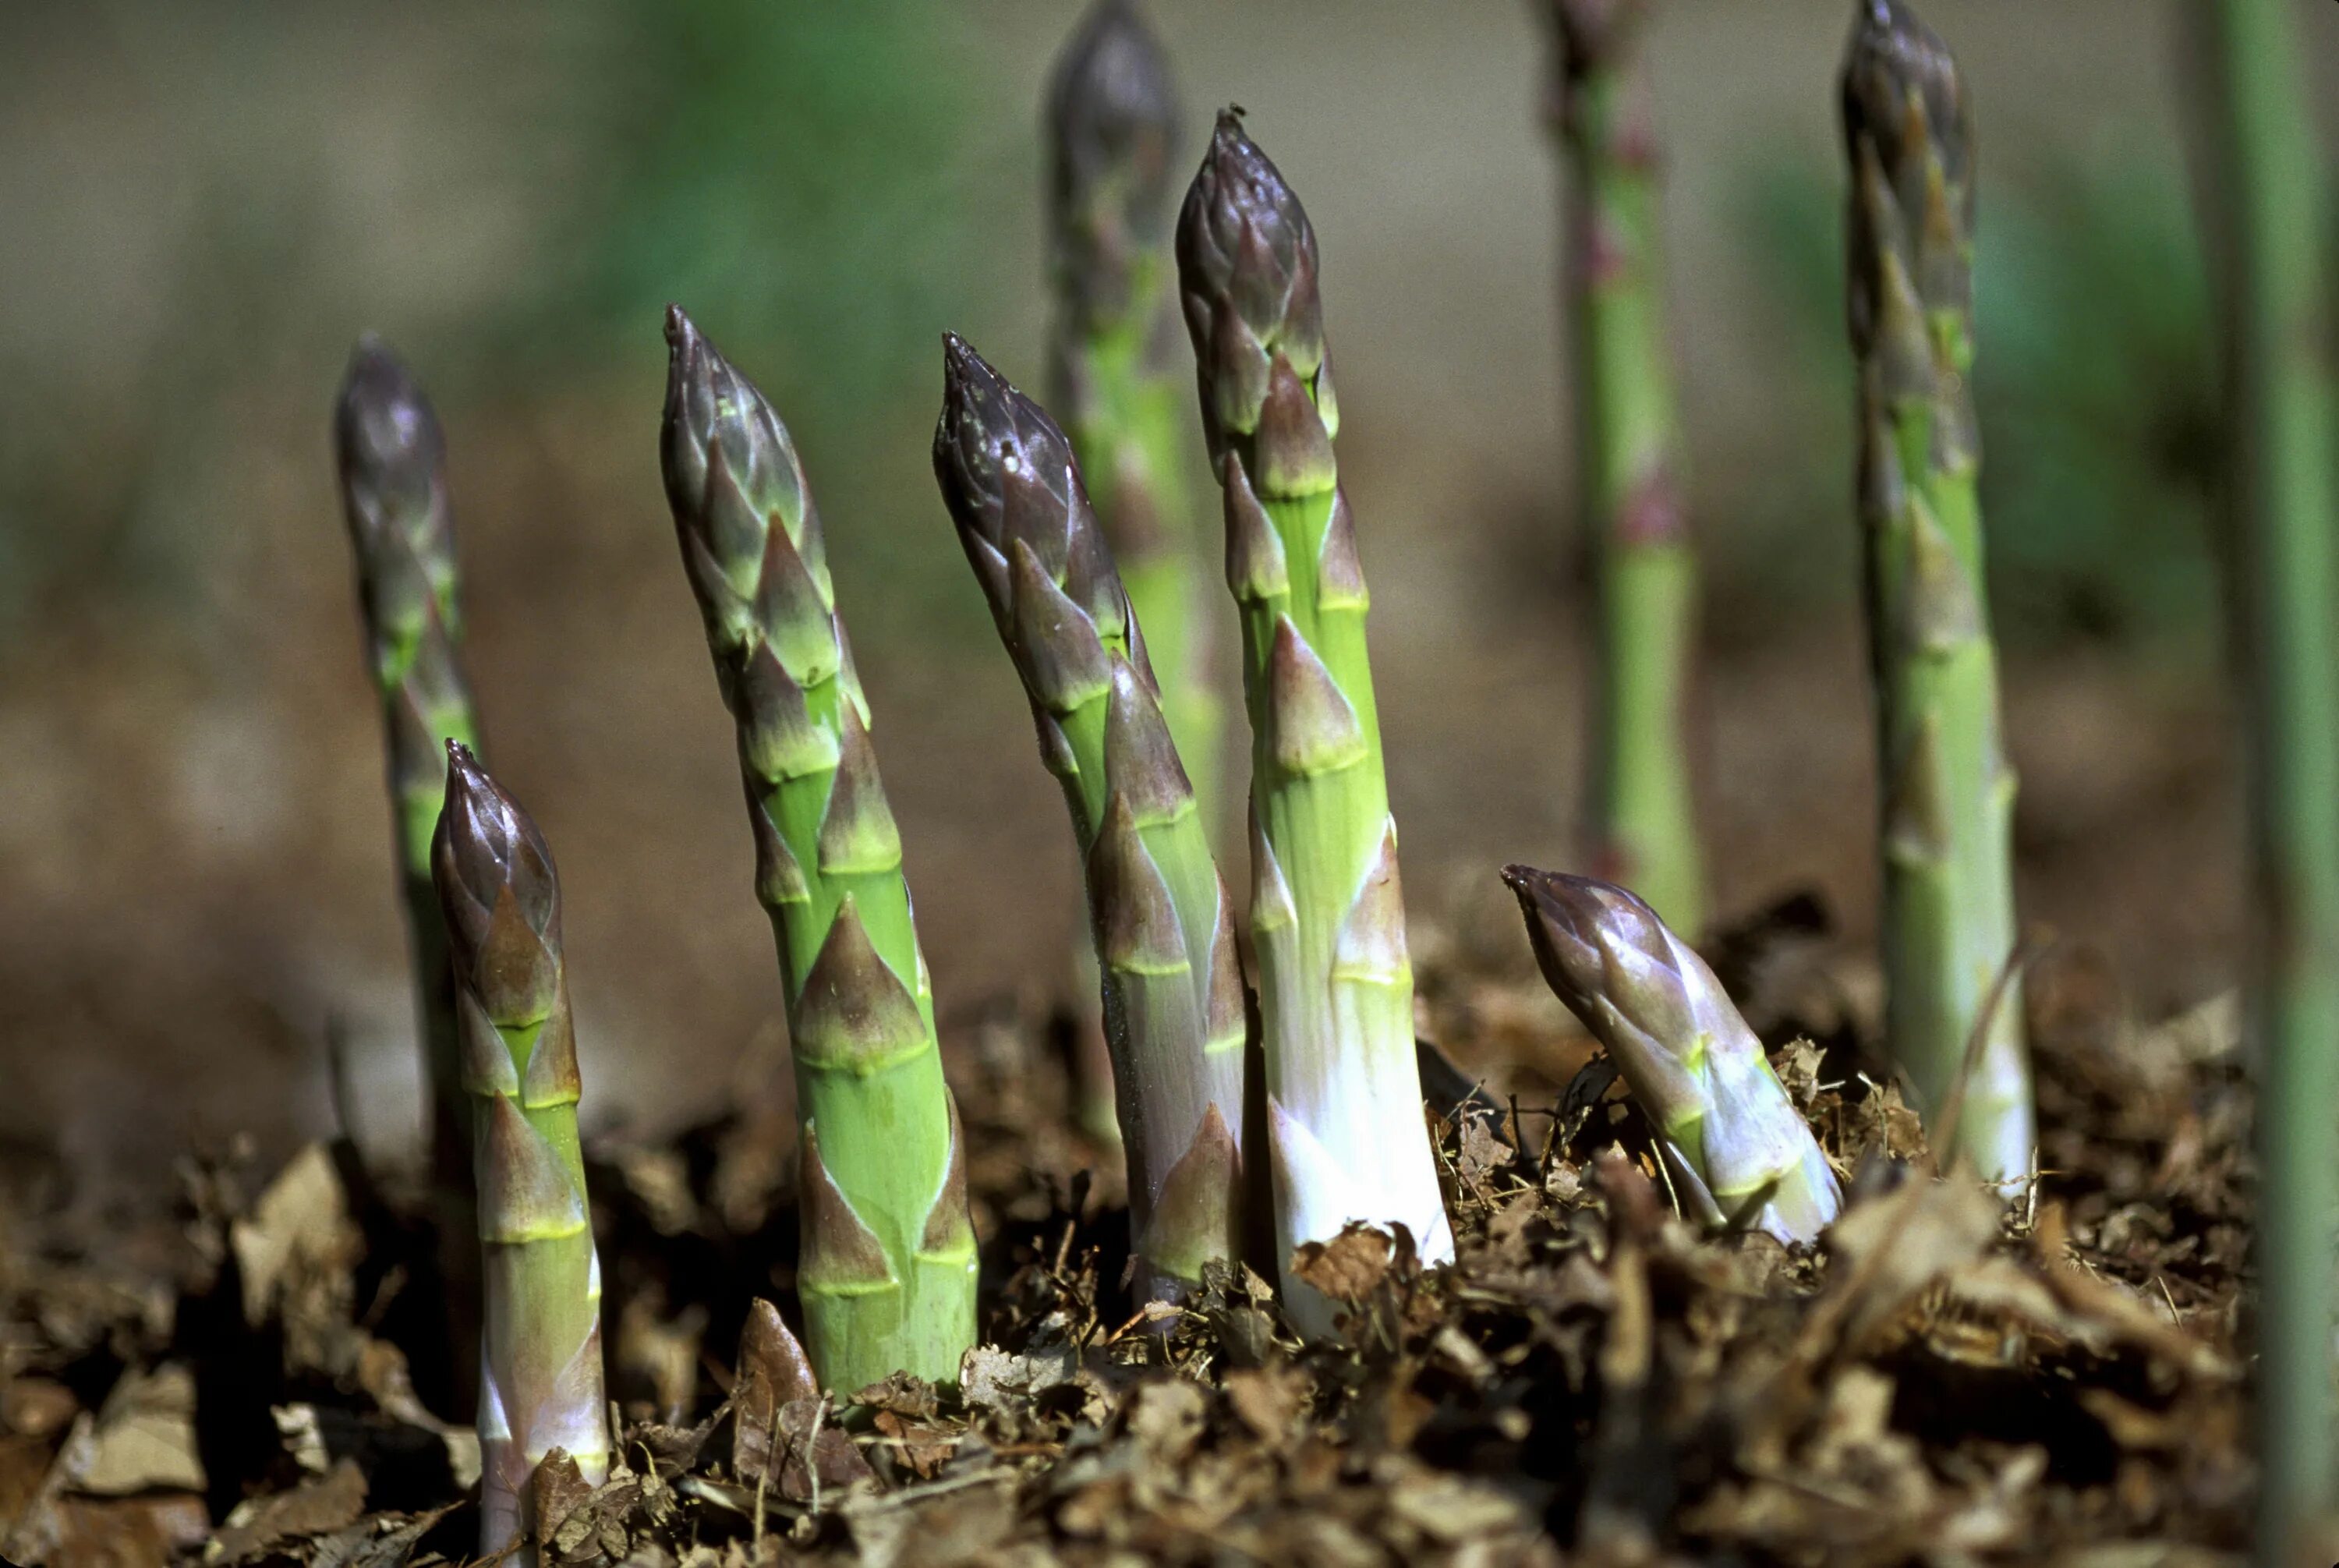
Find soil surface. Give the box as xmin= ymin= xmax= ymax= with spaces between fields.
xmin=0 ymin=906 xmax=2253 ymax=1565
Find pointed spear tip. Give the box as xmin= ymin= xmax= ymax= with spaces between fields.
xmin=334 ymin=334 xmax=440 ymax=487
xmin=1842 ymin=0 xmax=1961 ymax=133
xmin=937 ymin=331 xmax=1011 ymax=408
xmin=1051 ymin=0 xmax=1177 ymax=137
xmin=439 ymin=738 xmax=502 ymax=834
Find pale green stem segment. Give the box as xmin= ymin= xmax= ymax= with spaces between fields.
xmin=1840 ymin=0 xmax=2031 ymax=1183
xmin=1545 ymin=1 xmax=1704 ymax=934
xmin=335 ymin=338 xmax=483 ymax=1206
xmin=1177 ymin=113 xmax=1453 ymax=1333
xmin=1504 ymin=865 xmax=1840 ymax=1244
xmin=934 ymin=338 xmax=1248 ymax=1304
xmin=1046 ymin=0 xmax=1220 ymax=1148
xmin=2194 ymin=0 xmax=2339 ymax=1558
xmin=660 ymin=311 xmax=976 ymax=1395
xmin=433 ymin=745 xmax=606 ymax=1568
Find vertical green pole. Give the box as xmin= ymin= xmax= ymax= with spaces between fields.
xmin=1839 ymin=0 xmax=2033 ymax=1181
xmin=2197 ymin=1 xmax=2339 ymax=1559
xmin=1542 ymin=0 xmax=1704 ymax=935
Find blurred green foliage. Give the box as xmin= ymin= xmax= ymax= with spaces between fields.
xmin=0 ymin=0 xmax=998 ymax=647
xmin=515 ymin=0 xmax=985 ymax=418
xmin=1738 ymin=147 xmax=2223 ymax=652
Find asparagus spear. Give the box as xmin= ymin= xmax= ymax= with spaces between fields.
xmin=1839 ymin=0 xmax=2032 ymax=1182
xmin=1176 ymin=113 xmax=1453 ymax=1329
xmin=1504 ymin=865 xmax=1840 ymax=1243
xmin=1540 ymin=0 xmax=1704 ymax=935
xmin=933 ymin=336 xmax=1247 ymax=1301
xmin=2193 ymin=0 xmax=2339 ymax=1554
xmin=660 ymin=310 xmax=977 ymax=1392
xmin=334 ymin=338 xmax=481 ymax=1205
xmin=1046 ymin=0 xmax=1216 ymax=1157
xmin=432 ymin=744 xmax=607 ymax=1565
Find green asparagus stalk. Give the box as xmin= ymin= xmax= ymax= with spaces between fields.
xmin=1839 ymin=0 xmax=2032 ymax=1182
xmin=1504 ymin=865 xmax=1840 ymax=1242
xmin=1176 ymin=113 xmax=1453 ymax=1329
xmin=334 ymin=337 xmax=481 ymax=1204
xmin=432 ymin=744 xmax=607 ymax=1564
xmin=1540 ymin=0 xmax=1704 ymax=935
xmin=933 ymin=336 xmax=1247 ymax=1301
xmin=660 ymin=309 xmax=977 ymax=1393
xmin=2192 ymin=0 xmax=2339 ymax=1557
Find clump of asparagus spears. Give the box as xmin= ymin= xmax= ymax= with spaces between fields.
xmin=1839 ymin=0 xmax=2033 ymax=1183
xmin=660 ymin=310 xmax=978 ymax=1393
xmin=933 ymin=336 xmax=1248 ymax=1302
xmin=433 ymin=743 xmax=607 ymax=1565
xmin=1540 ymin=0 xmax=1705 ymax=936
xmin=1176 ymin=112 xmax=1454 ymax=1325
xmin=334 ymin=338 xmax=483 ymax=1209
xmin=1506 ymin=865 xmax=1840 ymax=1243
xmin=2192 ymin=0 xmax=2339 ymax=1553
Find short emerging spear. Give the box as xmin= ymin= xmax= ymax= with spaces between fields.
xmin=433 ymin=745 xmax=607 ymax=1566
xmin=1506 ymin=865 xmax=1840 ymax=1244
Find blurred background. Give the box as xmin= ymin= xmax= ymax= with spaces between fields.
xmin=0 ymin=0 xmax=2283 ymax=1191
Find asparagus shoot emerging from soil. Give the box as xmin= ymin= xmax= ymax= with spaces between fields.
xmin=1540 ymin=0 xmax=1705 ymax=936
xmin=934 ymin=336 xmax=1247 ymax=1302
xmin=2194 ymin=0 xmax=2339 ymax=1555
xmin=334 ymin=338 xmax=482 ymax=1205
xmin=1839 ymin=0 xmax=2033 ymax=1182
xmin=432 ymin=744 xmax=607 ymax=1564
xmin=660 ymin=310 xmax=977 ymax=1393
xmin=1504 ymin=865 xmax=1841 ymax=1243
xmin=1177 ymin=112 xmax=1453 ymax=1326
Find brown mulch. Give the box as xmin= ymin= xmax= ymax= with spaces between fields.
xmin=0 ymin=909 xmax=2253 ymax=1566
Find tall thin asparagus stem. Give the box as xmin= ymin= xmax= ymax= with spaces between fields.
xmin=1838 ymin=0 xmax=2032 ymax=1182
xmin=1047 ymin=0 xmax=1216 ymax=1153
xmin=1177 ymin=113 xmax=1453 ymax=1329
xmin=1504 ymin=865 xmax=1839 ymax=1244
xmin=1047 ymin=0 xmax=1216 ymax=821
xmin=433 ymin=745 xmax=607 ymax=1566
xmin=660 ymin=310 xmax=977 ymax=1393
xmin=334 ymin=338 xmax=483 ymax=1414
xmin=2193 ymin=0 xmax=2339 ymax=1557
xmin=1541 ymin=0 xmax=1704 ymax=935
xmin=334 ymin=338 xmax=482 ymax=1205
xmin=934 ymin=337 xmax=1248 ymax=1302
